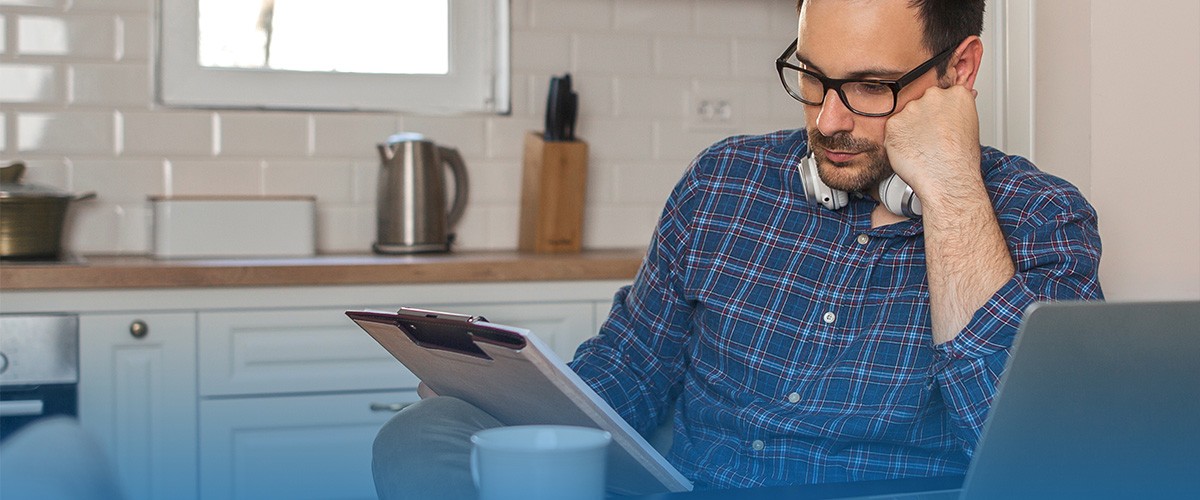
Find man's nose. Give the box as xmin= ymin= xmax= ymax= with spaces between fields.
xmin=815 ymin=89 xmax=855 ymax=136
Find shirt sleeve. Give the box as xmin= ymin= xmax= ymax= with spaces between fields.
xmin=568 ymin=155 xmax=707 ymax=435
xmin=931 ymin=184 xmax=1105 ymax=453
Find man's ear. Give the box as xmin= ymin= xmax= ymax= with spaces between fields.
xmin=950 ymin=36 xmax=984 ymax=90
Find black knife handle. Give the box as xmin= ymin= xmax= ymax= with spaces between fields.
xmin=545 ymin=76 xmax=561 ymax=141
xmin=565 ymin=92 xmax=578 ymax=141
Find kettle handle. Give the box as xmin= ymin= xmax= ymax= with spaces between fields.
xmin=439 ymin=146 xmax=469 ymax=229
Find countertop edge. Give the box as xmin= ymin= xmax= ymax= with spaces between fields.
xmin=0 ymin=250 xmax=646 ymax=290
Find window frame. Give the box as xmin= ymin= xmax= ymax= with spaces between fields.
xmin=156 ymin=0 xmax=510 ymax=114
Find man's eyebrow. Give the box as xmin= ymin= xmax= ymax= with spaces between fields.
xmin=794 ymin=52 xmax=907 ymax=81
xmin=795 ymin=52 xmax=825 ymax=74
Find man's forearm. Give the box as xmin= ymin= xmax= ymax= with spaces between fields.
xmin=921 ymin=180 xmax=1016 ymax=345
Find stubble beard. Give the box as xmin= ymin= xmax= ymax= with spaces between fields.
xmin=808 ymin=128 xmax=893 ymax=192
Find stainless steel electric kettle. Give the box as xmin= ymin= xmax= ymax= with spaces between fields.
xmin=373 ymin=133 xmax=469 ymax=254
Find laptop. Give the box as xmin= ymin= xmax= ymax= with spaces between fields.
xmin=842 ymin=300 xmax=1200 ymax=500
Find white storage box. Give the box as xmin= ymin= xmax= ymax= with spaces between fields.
xmin=151 ymin=196 xmax=316 ymax=258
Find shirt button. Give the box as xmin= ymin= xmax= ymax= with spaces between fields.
xmin=787 ymin=392 xmax=800 ymax=403
xmin=822 ymin=311 xmax=836 ymax=324
xmin=856 ymin=234 xmax=870 ymax=245
xmin=751 ymin=439 xmax=765 ymax=451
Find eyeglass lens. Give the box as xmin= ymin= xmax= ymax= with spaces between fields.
xmin=780 ymin=67 xmax=895 ymax=115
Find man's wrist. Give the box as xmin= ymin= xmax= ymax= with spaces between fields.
xmin=914 ymin=168 xmax=988 ymax=217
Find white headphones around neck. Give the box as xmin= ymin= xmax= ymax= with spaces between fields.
xmin=797 ymin=154 xmax=923 ymax=218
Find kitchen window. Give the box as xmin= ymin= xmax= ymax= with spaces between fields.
xmin=158 ymin=0 xmax=509 ymax=114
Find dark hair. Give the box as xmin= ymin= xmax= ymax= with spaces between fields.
xmin=796 ymin=0 xmax=986 ymax=75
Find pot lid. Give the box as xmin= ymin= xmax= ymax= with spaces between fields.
xmin=0 ymin=161 xmax=75 ymax=199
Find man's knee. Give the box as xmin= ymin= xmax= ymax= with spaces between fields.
xmin=372 ymin=397 xmax=501 ymax=500
xmin=374 ymin=397 xmax=497 ymax=452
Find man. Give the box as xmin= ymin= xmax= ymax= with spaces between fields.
xmin=372 ymin=0 xmax=1103 ymax=496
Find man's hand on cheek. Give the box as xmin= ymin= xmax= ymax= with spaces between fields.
xmin=883 ymin=85 xmax=982 ymax=201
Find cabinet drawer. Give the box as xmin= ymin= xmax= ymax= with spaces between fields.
xmin=199 ymin=309 xmax=419 ymax=396
xmin=199 ymin=390 xmax=418 ymax=500
xmin=199 ymin=302 xmax=596 ymax=397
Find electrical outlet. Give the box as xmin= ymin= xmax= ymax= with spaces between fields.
xmin=697 ymin=99 xmax=733 ymax=122
xmin=685 ymin=89 xmax=740 ymax=130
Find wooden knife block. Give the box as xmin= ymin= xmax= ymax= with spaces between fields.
xmin=519 ymin=132 xmax=588 ymax=253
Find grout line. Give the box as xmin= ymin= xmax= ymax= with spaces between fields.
xmin=210 ymin=112 xmax=220 ymax=156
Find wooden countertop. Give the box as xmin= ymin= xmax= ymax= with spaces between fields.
xmin=0 ymin=249 xmax=645 ymax=290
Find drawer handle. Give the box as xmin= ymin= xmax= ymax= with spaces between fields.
xmin=369 ymin=402 xmax=413 ymax=413
xmin=129 ymin=320 xmax=149 ymax=339
xmin=0 ymin=400 xmax=44 ymax=417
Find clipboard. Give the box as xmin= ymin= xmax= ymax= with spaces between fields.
xmin=346 ymin=307 xmax=693 ymax=496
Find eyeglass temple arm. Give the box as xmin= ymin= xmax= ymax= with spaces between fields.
xmin=777 ymin=38 xmax=799 ymax=63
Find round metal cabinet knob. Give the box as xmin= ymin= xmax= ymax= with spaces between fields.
xmin=129 ymin=320 xmax=149 ymax=339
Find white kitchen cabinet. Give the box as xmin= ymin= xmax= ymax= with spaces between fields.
xmin=78 ymin=312 xmax=199 ymax=500
xmin=1 ymin=279 xmax=626 ymax=500
xmin=198 ymin=302 xmax=594 ymax=398
xmin=198 ymin=390 xmax=418 ymax=500
xmin=195 ymin=300 xmax=598 ymax=498
xmin=198 ymin=308 xmax=419 ymax=397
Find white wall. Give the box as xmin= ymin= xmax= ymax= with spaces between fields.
xmin=0 ymin=0 xmax=801 ymax=254
xmin=1036 ymin=0 xmax=1200 ymax=301
xmin=6 ymin=0 xmax=1194 ymax=301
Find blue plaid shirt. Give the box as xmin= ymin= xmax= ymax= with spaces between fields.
xmin=569 ymin=129 xmax=1103 ymax=489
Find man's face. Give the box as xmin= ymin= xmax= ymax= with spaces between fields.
xmin=796 ymin=0 xmax=947 ymax=192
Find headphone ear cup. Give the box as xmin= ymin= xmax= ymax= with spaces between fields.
xmin=878 ymin=175 xmax=923 ymax=218
xmin=799 ymin=155 xmax=849 ymax=210
xmin=817 ymin=183 xmax=850 ymax=210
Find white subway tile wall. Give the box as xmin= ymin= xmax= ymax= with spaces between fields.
xmin=0 ymin=0 xmax=802 ymax=255
xmin=120 ymin=111 xmax=214 ymax=156
xmin=69 ymin=63 xmax=150 ymax=105
xmin=1 ymin=64 xmax=58 ymax=102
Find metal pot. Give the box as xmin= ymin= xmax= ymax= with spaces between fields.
xmin=0 ymin=161 xmax=95 ymax=259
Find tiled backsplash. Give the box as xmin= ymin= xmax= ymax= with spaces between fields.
xmin=1 ymin=0 xmax=801 ymax=254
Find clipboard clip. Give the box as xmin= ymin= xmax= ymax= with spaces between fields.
xmin=397 ymin=307 xmax=488 ymax=324
xmin=393 ymin=307 xmax=525 ymax=360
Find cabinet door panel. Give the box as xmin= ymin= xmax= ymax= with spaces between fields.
xmin=199 ymin=390 xmax=418 ymax=500
xmin=199 ymin=309 xmax=419 ymax=396
xmin=79 ymin=312 xmax=198 ymax=500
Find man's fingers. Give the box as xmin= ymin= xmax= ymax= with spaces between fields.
xmin=417 ymin=381 xmax=438 ymax=399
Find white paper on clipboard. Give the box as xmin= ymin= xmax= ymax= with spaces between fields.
xmin=346 ymin=307 xmax=694 ymax=496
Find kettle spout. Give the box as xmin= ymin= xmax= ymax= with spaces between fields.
xmin=377 ymin=144 xmax=394 ymax=162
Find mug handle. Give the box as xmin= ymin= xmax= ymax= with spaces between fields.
xmin=470 ymin=445 xmax=481 ymax=491
xmin=439 ymin=146 xmax=470 ymax=231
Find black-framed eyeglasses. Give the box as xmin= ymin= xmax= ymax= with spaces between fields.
xmin=775 ymin=38 xmax=957 ymax=117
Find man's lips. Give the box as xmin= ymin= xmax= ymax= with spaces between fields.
xmin=823 ymin=150 xmax=860 ymax=163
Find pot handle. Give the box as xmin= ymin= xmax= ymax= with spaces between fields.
xmin=439 ymin=146 xmax=469 ymax=230
xmin=1 ymin=161 xmax=25 ymax=184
